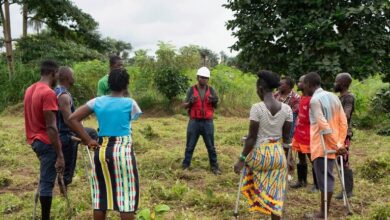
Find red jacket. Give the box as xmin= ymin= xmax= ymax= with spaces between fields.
xmin=190 ymin=85 xmax=214 ymax=119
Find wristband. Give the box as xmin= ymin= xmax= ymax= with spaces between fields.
xmin=239 ymin=153 xmax=246 ymax=162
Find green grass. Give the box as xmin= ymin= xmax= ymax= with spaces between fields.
xmin=0 ymin=115 xmax=389 ymax=219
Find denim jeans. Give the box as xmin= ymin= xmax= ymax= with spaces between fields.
xmin=182 ymin=119 xmax=218 ymax=167
xmin=32 ymin=140 xmax=57 ymax=197
xmin=59 ymin=134 xmax=78 ymax=186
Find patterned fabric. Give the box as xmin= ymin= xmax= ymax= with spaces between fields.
xmin=274 ymin=91 xmax=300 ymax=114
xmin=309 ymin=88 xmax=348 ymax=161
xmin=91 ymin=136 xmax=139 ymax=212
xmin=241 ymin=139 xmax=287 ymax=216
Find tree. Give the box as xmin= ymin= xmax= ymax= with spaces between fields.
xmin=224 ymin=0 xmax=390 ymax=83
xmin=199 ymin=48 xmax=219 ymax=68
xmin=0 ymin=0 xmax=14 ymax=78
xmin=154 ymin=42 xmax=189 ymax=104
xmin=177 ymin=45 xmax=201 ymax=70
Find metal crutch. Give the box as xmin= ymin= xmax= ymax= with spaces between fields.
xmin=233 ymin=136 xmax=247 ymax=220
xmin=334 ymin=156 xmax=353 ymax=215
xmin=339 ymin=156 xmax=346 ymax=206
xmin=319 ymin=129 xmax=335 ymax=220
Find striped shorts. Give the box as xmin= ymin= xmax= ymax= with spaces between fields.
xmin=90 ymin=136 xmax=139 ymax=212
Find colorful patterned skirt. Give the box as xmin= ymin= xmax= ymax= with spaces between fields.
xmin=90 ymin=136 xmax=139 ymax=212
xmin=241 ymin=139 xmax=287 ymax=216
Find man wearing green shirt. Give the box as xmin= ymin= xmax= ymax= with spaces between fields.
xmin=97 ymin=55 xmax=124 ymax=96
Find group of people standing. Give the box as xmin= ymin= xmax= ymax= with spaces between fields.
xmin=23 ymin=56 xmax=355 ymax=220
xmin=234 ymin=71 xmax=355 ymax=219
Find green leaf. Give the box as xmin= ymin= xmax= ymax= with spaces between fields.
xmin=137 ymin=208 xmax=151 ymax=220
xmin=154 ymin=204 xmax=170 ymax=214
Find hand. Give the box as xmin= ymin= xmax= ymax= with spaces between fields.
xmin=55 ymin=156 xmax=65 ymax=173
xmin=234 ymin=160 xmax=245 ymax=174
xmin=336 ymin=147 xmax=347 ymax=155
xmin=208 ymin=96 xmax=218 ymax=104
xmin=86 ymin=139 xmax=99 ymax=149
xmin=188 ymin=96 xmax=197 ymax=105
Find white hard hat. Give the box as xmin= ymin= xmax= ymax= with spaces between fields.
xmin=196 ymin=67 xmax=210 ymax=78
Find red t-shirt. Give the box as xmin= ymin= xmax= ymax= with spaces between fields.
xmin=293 ymin=96 xmax=311 ymax=145
xmin=24 ymin=82 xmax=58 ymax=145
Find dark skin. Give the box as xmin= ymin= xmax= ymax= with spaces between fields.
xmin=278 ymin=79 xmax=293 ymax=97
xmin=303 ymin=81 xmax=347 ymax=218
xmin=182 ymin=76 xmax=216 ymax=109
xmin=58 ymin=67 xmax=75 ymax=128
xmin=234 ymin=81 xmax=292 ymax=220
xmin=68 ymin=87 xmax=134 ymax=220
xmin=41 ymin=71 xmax=65 ymax=173
xmin=334 ymin=73 xmax=353 ymax=121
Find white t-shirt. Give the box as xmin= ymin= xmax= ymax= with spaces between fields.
xmin=249 ymin=102 xmax=293 ymax=144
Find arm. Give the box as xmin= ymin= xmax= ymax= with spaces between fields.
xmin=43 ymin=110 xmax=64 ymax=173
xmin=209 ymin=87 xmax=219 ymax=109
xmin=234 ymin=120 xmax=259 ymax=174
xmin=68 ymin=105 xmax=99 ymax=148
xmin=342 ymin=95 xmax=354 ymax=121
xmin=182 ymin=88 xmax=194 ymax=109
xmin=336 ymin=104 xmax=349 ymax=155
xmin=282 ymin=121 xmax=292 ymax=144
xmin=58 ymin=94 xmax=72 ymax=127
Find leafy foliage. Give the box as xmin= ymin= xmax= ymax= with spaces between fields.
xmin=224 ymin=0 xmax=390 ymax=83
xmin=154 ymin=65 xmax=189 ymax=103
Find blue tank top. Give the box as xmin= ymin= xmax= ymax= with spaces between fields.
xmin=54 ymin=86 xmax=75 ymax=135
xmin=86 ymin=96 xmax=142 ymax=137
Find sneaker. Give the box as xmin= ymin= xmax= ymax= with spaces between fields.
xmin=211 ymin=167 xmax=221 ymax=175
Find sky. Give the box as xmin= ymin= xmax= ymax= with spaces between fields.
xmin=8 ymin=0 xmax=238 ymax=56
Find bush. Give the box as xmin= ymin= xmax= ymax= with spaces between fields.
xmin=370 ymin=203 xmax=390 ymax=220
xmin=358 ymin=154 xmax=390 ymax=182
xmin=154 ymin=66 xmax=189 ymax=103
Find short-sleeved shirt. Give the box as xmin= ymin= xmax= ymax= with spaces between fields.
xmin=24 ymin=82 xmax=58 ymax=145
xmin=249 ymin=102 xmax=293 ymax=145
xmin=87 ymin=96 xmax=142 ymax=137
xmin=339 ymin=93 xmax=355 ymax=137
xmin=293 ymin=96 xmax=311 ymax=145
xmin=97 ymin=74 xmax=110 ymax=96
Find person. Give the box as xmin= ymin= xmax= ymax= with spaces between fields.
xmin=97 ymin=55 xmax=124 ymax=96
xmin=234 ymin=70 xmax=293 ymax=220
xmin=182 ymin=66 xmax=221 ymax=175
xmin=290 ymin=75 xmax=319 ymax=192
xmin=54 ymin=67 xmax=78 ymax=191
xmin=334 ymin=72 xmax=355 ymax=199
xmin=274 ymin=76 xmax=300 ymax=138
xmin=24 ymin=60 xmax=64 ymax=220
xmin=68 ymin=68 xmax=142 ymax=220
xmin=303 ymin=72 xmax=348 ymax=219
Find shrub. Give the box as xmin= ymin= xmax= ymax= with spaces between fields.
xmin=154 ymin=66 xmax=189 ymax=104
xmin=358 ymin=154 xmax=390 ymax=182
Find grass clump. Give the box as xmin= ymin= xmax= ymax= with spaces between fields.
xmin=358 ymin=154 xmax=390 ymax=182
xmin=370 ymin=203 xmax=390 ymax=220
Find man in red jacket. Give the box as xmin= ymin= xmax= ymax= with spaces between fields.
xmin=182 ymin=67 xmax=220 ymax=175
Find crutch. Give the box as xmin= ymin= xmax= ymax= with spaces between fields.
xmin=334 ymin=156 xmax=353 ymax=215
xmin=233 ymin=136 xmax=247 ymax=220
xmin=33 ymin=177 xmax=40 ymax=220
xmin=319 ymin=129 xmax=335 ymax=220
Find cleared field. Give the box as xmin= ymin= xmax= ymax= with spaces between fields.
xmin=0 ymin=114 xmax=389 ymax=219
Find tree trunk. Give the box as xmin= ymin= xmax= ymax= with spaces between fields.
xmin=0 ymin=0 xmax=14 ymax=79
xmin=22 ymin=3 xmax=28 ymax=37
